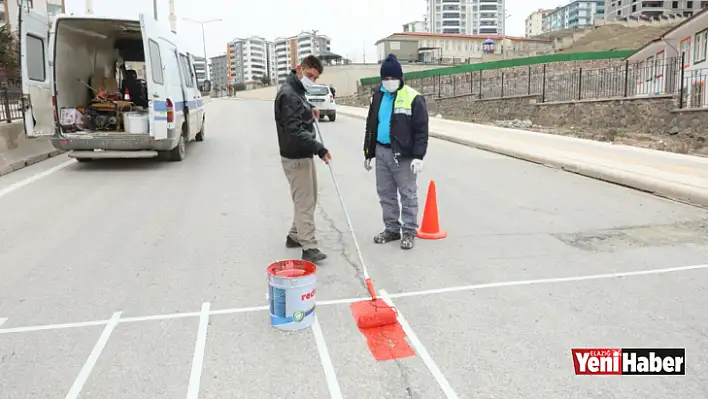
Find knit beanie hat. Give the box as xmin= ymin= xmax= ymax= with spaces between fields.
xmin=380 ymin=54 xmax=403 ymax=80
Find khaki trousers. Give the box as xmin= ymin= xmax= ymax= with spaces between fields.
xmin=281 ymin=156 xmax=318 ymax=250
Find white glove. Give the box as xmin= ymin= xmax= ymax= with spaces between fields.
xmin=411 ymin=159 xmax=424 ymax=174
xmin=364 ymin=159 xmax=372 ymax=171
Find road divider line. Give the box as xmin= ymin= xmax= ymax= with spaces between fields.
xmin=186 ymin=303 xmax=211 ymax=399
xmin=311 ymin=315 xmax=343 ymax=399
xmin=379 ymin=290 xmax=458 ymax=398
xmin=65 ymin=311 xmax=121 ymax=399
xmin=384 ymin=263 xmax=708 ymax=300
xmin=0 ymin=159 xmax=75 ymax=200
xmin=2 ymin=263 xmax=707 ymax=336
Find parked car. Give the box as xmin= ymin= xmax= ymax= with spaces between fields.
xmin=305 ymin=84 xmax=336 ymax=122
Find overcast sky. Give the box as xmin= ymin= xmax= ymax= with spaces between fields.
xmin=64 ymin=0 xmax=564 ymax=63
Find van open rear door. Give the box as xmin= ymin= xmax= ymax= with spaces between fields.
xmin=139 ymin=13 xmax=168 ymax=140
xmin=19 ymin=8 xmax=54 ymax=137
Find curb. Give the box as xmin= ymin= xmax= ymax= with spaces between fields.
xmin=0 ymin=149 xmax=65 ymax=177
xmin=337 ymin=108 xmax=708 ymax=209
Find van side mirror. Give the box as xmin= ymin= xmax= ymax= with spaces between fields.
xmin=201 ymin=80 xmax=212 ymax=92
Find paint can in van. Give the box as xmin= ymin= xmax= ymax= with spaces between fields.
xmin=267 ymin=259 xmax=317 ymax=331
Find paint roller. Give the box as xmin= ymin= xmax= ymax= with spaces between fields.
xmin=312 ymin=119 xmax=398 ymax=330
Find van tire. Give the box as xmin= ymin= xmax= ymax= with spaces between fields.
xmin=329 ymin=113 xmax=336 ymax=122
xmin=195 ymin=118 xmax=205 ymax=142
xmin=167 ymin=134 xmax=186 ymax=161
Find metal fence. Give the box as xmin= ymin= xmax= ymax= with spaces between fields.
xmin=361 ymin=55 xmax=705 ymax=108
xmin=0 ymin=87 xmax=22 ymax=123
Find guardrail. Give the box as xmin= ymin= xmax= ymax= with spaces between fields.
xmin=0 ymin=87 xmax=22 ymax=123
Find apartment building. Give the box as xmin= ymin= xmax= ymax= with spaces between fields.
xmin=226 ymin=36 xmax=272 ymax=88
xmin=403 ymin=20 xmax=426 ymax=32
xmin=2 ymin=0 xmax=64 ymax=31
xmin=426 ymin=0 xmax=505 ymax=35
xmin=525 ymin=8 xmax=553 ymax=37
xmin=209 ymin=55 xmax=228 ymax=90
xmin=273 ymin=31 xmax=331 ymax=84
xmin=543 ymin=1 xmax=605 ymax=33
xmin=606 ymin=0 xmax=706 ymax=20
xmin=193 ymin=56 xmax=206 ymax=85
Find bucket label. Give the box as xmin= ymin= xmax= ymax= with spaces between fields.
xmin=268 ymin=276 xmax=316 ymax=329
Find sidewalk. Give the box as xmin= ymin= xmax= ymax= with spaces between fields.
xmin=337 ymin=105 xmax=708 ymax=208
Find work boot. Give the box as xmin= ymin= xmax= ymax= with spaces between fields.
xmin=373 ymin=230 xmax=401 ymax=244
xmin=400 ymin=231 xmax=415 ymax=250
xmin=302 ymin=248 xmax=327 ymax=263
xmin=285 ymin=235 xmax=301 ymax=248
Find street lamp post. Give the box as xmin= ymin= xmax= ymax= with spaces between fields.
xmin=183 ymin=18 xmax=222 ymax=81
xmin=502 ymin=9 xmax=511 ymax=59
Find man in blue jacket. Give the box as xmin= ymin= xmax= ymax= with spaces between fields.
xmin=363 ymin=54 xmax=429 ymax=250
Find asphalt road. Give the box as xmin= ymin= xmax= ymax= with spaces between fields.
xmin=1 ymin=98 xmax=707 ymax=399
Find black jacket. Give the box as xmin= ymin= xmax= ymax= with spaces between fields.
xmin=274 ymin=72 xmax=327 ymax=159
xmin=363 ymin=83 xmax=429 ymax=160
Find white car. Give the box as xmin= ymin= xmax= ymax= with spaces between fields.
xmin=306 ymin=84 xmax=336 ymax=122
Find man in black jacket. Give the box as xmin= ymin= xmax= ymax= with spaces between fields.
xmin=363 ymin=54 xmax=429 ymax=250
xmin=274 ymin=55 xmax=331 ymax=263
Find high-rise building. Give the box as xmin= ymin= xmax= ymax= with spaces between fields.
xmin=226 ymin=36 xmax=271 ymax=87
xmin=543 ymin=1 xmax=604 ymax=32
xmin=192 ymin=56 xmax=206 ymax=85
xmin=209 ymin=55 xmax=228 ymax=90
xmin=2 ymin=0 xmax=64 ymax=31
xmin=605 ymin=0 xmax=701 ymax=20
xmin=426 ymin=0 xmax=505 ymax=35
xmin=525 ymin=8 xmax=553 ymax=37
xmin=273 ymin=31 xmax=331 ymax=84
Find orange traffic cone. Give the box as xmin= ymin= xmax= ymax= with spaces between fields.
xmin=124 ymin=88 xmax=131 ymax=101
xmin=417 ymin=180 xmax=447 ymax=240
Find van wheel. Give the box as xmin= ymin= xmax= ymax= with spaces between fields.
xmin=329 ymin=113 xmax=336 ymax=122
xmin=195 ymin=118 xmax=205 ymax=142
xmin=168 ymin=134 xmax=186 ymax=161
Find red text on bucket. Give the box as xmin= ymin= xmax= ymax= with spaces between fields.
xmin=301 ymin=288 xmax=315 ymax=301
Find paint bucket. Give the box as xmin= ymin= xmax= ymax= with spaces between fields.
xmin=266 ymin=259 xmax=317 ymax=331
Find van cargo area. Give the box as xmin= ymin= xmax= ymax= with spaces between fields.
xmin=55 ymin=19 xmax=151 ymax=135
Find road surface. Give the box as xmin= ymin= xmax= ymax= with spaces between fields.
xmin=1 ymin=98 xmax=707 ymax=398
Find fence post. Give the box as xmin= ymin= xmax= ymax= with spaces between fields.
xmin=1 ymin=87 xmax=10 ymax=123
xmin=578 ymin=68 xmax=583 ymax=100
xmin=500 ymin=71 xmax=504 ymax=97
xmin=470 ymin=72 xmax=473 ymax=94
xmin=623 ymin=59 xmax=629 ymax=97
xmin=478 ymin=70 xmax=483 ymax=99
xmin=541 ymin=64 xmax=547 ymax=103
xmin=679 ymin=52 xmax=686 ymax=108
xmin=438 ymin=75 xmax=441 ymax=97
xmin=527 ymin=66 xmax=531 ymax=95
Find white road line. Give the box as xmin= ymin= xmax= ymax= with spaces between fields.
xmin=379 ymin=290 xmax=459 ymax=399
xmin=311 ymin=315 xmax=343 ymax=399
xmin=65 ymin=311 xmax=121 ymax=399
xmin=186 ymin=303 xmax=211 ymax=399
xmin=0 ymin=159 xmax=75 ymax=200
xmin=2 ymin=263 xmax=707 ymax=336
xmin=385 ymin=263 xmax=708 ymax=300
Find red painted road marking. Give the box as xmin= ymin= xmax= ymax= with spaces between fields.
xmin=350 ymin=300 xmax=415 ymax=361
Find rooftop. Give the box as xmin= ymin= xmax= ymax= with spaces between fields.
xmin=376 ymin=32 xmax=552 ymax=45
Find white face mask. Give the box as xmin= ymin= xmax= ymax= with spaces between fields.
xmin=301 ymin=76 xmax=314 ymax=91
xmin=382 ymin=79 xmax=400 ymax=93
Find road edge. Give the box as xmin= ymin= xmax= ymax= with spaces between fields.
xmin=337 ymin=107 xmax=708 ymax=209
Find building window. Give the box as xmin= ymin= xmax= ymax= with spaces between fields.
xmin=655 ymin=50 xmax=665 ymax=78
xmin=691 ymin=81 xmax=704 ymax=108
xmin=645 ymin=56 xmax=654 ymax=81
xmin=694 ymin=29 xmax=707 ymax=64
xmin=680 ymin=36 xmax=691 ymax=68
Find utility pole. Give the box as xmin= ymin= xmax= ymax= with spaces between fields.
xmin=152 ymin=0 xmax=158 ymax=21
xmin=183 ymin=18 xmax=222 ymax=81
xmin=85 ymin=0 xmax=93 ymax=14
xmin=502 ymin=8 xmax=511 ymax=60
xmin=168 ymin=0 xmax=176 ymax=33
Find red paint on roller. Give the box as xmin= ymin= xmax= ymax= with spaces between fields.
xmin=350 ymin=299 xmax=415 ymax=361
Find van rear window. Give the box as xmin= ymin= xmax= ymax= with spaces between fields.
xmin=307 ymin=85 xmax=329 ymax=95
xmin=148 ymin=39 xmax=164 ymax=84
xmin=26 ymin=35 xmax=45 ymax=81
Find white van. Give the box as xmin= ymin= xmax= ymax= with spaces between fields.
xmin=20 ymin=10 xmax=211 ymax=162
